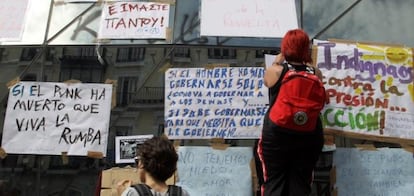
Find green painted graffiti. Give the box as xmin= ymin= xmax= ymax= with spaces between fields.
xmin=322 ymin=108 xmax=380 ymax=131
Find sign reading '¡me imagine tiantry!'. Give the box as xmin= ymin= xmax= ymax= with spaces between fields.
xmin=1 ymin=82 xmax=112 ymax=156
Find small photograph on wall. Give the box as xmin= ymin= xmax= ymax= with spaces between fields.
xmin=115 ymin=134 xmax=153 ymax=164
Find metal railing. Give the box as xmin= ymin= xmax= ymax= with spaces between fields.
xmin=116 ymin=87 xmax=164 ymax=106
xmin=134 ymin=87 xmax=164 ymax=104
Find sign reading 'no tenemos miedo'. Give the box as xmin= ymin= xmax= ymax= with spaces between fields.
xmin=164 ymin=67 xmax=268 ymax=139
xmin=1 ymin=82 xmax=112 ymax=156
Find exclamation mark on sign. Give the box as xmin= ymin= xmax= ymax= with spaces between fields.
xmin=160 ymin=16 xmax=164 ymax=27
xmin=379 ymin=110 xmax=385 ymax=135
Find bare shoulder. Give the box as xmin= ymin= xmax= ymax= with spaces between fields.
xmin=269 ymin=63 xmax=284 ymax=71
xmin=264 ymin=63 xmax=284 ymax=87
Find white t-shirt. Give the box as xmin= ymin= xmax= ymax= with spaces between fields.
xmin=121 ymin=186 xmax=190 ymax=196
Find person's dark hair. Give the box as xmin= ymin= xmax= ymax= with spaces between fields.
xmin=281 ymin=29 xmax=312 ymax=64
xmin=137 ymin=136 xmax=178 ymax=182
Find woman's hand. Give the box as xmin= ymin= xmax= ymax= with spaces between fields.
xmin=273 ymin=53 xmax=285 ymax=65
xmin=116 ymin=180 xmax=132 ymax=196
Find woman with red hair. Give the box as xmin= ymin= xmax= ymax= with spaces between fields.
xmin=257 ymin=29 xmax=324 ymax=196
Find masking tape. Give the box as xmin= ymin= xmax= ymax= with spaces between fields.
xmin=152 ymin=0 xmax=176 ymax=5
xmin=209 ymin=138 xmax=229 ymax=150
xmin=354 ymin=144 xmax=377 ymax=151
xmin=54 ymin=0 xmax=65 ymax=5
xmin=0 ymin=147 xmax=7 ymax=159
xmin=165 ymin=27 xmax=173 ymax=43
xmin=6 ymin=77 xmax=20 ymax=89
xmin=159 ymin=62 xmax=173 ymax=72
xmin=94 ymin=38 xmax=111 ymax=44
xmin=61 ymin=152 xmax=69 ymax=165
xmin=401 ymin=145 xmax=414 ymax=153
xmin=105 ymin=79 xmax=117 ymax=109
xmin=63 ymin=79 xmax=82 ymax=84
xmin=173 ymin=140 xmax=181 ymax=148
xmin=88 ymin=151 xmax=104 ymax=159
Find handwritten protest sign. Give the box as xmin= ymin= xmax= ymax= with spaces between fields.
xmin=164 ymin=67 xmax=268 ymax=139
xmin=200 ymin=0 xmax=298 ymax=38
xmin=176 ymin=146 xmax=253 ymax=196
xmin=65 ymin=0 xmax=127 ymax=2
xmin=98 ymin=2 xmax=170 ymax=39
xmin=64 ymin=0 xmax=99 ymax=2
xmin=1 ymin=82 xmax=112 ymax=156
xmin=315 ymin=41 xmax=414 ymax=139
xmin=64 ymin=0 xmax=98 ymax=2
xmin=333 ymin=148 xmax=414 ymax=196
xmin=0 ymin=0 xmax=30 ymax=41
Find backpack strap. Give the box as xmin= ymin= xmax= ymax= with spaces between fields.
xmin=267 ymin=63 xmax=317 ymax=119
xmin=168 ymin=185 xmax=183 ymax=196
xmin=268 ymin=63 xmax=290 ymax=109
xmin=132 ymin=184 xmax=153 ymax=196
xmin=288 ymin=63 xmax=316 ymax=74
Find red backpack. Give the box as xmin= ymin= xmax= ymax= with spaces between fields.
xmin=269 ymin=63 xmax=326 ymax=132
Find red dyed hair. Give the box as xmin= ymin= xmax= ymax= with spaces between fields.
xmin=281 ymin=29 xmax=312 ymax=64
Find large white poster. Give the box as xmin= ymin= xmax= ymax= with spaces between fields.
xmin=0 ymin=0 xmax=30 ymax=41
xmin=200 ymin=0 xmax=298 ymax=38
xmin=315 ymin=41 xmax=414 ymax=139
xmin=334 ymin=148 xmax=414 ymax=196
xmin=164 ymin=67 xmax=268 ymax=139
xmin=98 ymin=2 xmax=170 ymax=39
xmin=176 ymin=146 xmax=253 ymax=196
xmin=1 ymin=82 xmax=113 ymax=156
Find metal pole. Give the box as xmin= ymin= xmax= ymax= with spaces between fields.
xmin=39 ymin=0 xmax=55 ymax=82
xmin=36 ymin=1 xmax=54 ymax=195
xmin=300 ymin=0 xmax=303 ymax=29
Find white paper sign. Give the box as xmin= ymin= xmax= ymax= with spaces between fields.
xmin=176 ymin=146 xmax=253 ymax=196
xmin=1 ymin=82 xmax=112 ymax=156
xmin=64 ymin=0 xmax=133 ymax=2
xmin=98 ymin=2 xmax=170 ymax=39
xmin=265 ymin=54 xmax=276 ymax=68
xmin=334 ymin=148 xmax=414 ymax=196
xmin=164 ymin=67 xmax=268 ymax=139
xmin=200 ymin=0 xmax=298 ymax=38
xmin=0 ymin=0 xmax=30 ymax=41
xmin=315 ymin=42 xmax=414 ymax=139
xmin=64 ymin=0 xmax=99 ymax=2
